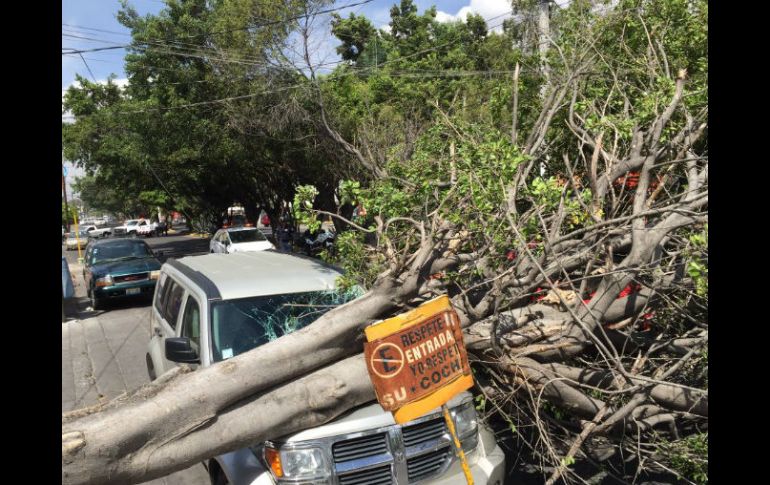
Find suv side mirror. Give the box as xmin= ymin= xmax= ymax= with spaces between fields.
xmin=165 ymin=337 xmax=199 ymax=363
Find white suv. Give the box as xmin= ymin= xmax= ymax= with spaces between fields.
xmin=146 ymin=251 xmax=505 ymax=485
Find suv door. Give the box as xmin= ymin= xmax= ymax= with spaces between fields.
xmin=148 ymin=273 xmax=186 ymax=376
xmin=178 ymin=295 xmax=202 ymax=370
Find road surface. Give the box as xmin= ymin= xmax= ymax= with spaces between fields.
xmin=62 ymin=233 xmax=212 ymax=485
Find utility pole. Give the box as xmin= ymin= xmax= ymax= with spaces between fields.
xmin=537 ymin=0 xmax=551 ymax=91
xmin=537 ymin=0 xmax=551 ymax=177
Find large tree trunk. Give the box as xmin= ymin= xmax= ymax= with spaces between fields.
xmin=63 ymin=355 xmax=374 ymax=484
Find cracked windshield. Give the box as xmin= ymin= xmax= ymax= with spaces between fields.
xmin=211 ymin=287 xmax=363 ymax=361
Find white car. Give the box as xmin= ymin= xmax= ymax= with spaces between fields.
xmin=113 ymin=219 xmax=148 ymax=237
xmin=146 ymin=251 xmax=505 ymax=485
xmin=81 ymin=224 xmax=111 ymax=239
xmin=137 ymin=221 xmax=158 ymax=237
xmin=210 ymin=227 xmax=275 ymax=254
xmin=64 ymin=230 xmax=91 ymax=250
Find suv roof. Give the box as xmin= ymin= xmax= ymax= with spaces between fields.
xmin=168 ymin=251 xmax=342 ymax=300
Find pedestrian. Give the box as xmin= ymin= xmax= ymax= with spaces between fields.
xmin=278 ymin=222 xmax=292 ymax=252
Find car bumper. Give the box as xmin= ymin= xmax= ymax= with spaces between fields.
xmin=220 ymin=426 xmax=505 ymax=485
xmin=94 ymin=279 xmax=157 ymax=299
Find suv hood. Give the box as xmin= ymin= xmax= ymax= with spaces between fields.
xmin=91 ymin=257 xmax=161 ymax=276
xmin=283 ymin=392 xmax=472 ymax=443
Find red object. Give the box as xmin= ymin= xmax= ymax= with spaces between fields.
xmin=506 ymin=250 xmax=517 ymax=261
xmin=582 ymin=283 xmax=641 ymax=304
xmin=531 ymin=287 xmax=547 ymax=303
xmin=261 ymin=214 xmax=270 ymax=226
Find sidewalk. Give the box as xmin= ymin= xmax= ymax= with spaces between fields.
xmin=63 ymin=259 xmax=89 ymax=320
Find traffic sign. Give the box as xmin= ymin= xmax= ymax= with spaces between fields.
xmin=363 ymin=295 xmax=474 ymax=424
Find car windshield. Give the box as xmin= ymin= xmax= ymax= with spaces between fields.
xmin=126 ymin=220 xmax=139 ymax=226
xmin=210 ymin=287 xmax=363 ymax=362
xmin=91 ymin=241 xmax=153 ymax=264
xmin=228 ymin=229 xmax=266 ymax=243
xmin=68 ymin=231 xmax=88 ymax=238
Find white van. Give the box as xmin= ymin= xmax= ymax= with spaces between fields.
xmin=147 ymin=251 xmax=505 ymax=485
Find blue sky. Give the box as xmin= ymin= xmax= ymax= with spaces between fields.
xmin=61 ymin=0 xmax=515 ymax=195
xmin=62 ymin=0 xmax=515 ymax=90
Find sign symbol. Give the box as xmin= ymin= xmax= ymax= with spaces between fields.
xmin=369 ymin=342 xmax=405 ymax=379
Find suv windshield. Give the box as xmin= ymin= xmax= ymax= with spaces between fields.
xmin=210 ymin=287 xmax=362 ymax=362
xmin=228 ymin=229 xmax=266 ymax=243
xmin=92 ymin=241 xmax=153 ymax=264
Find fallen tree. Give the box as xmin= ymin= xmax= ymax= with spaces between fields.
xmin=62 ymin=1 xmax=707 ymax=483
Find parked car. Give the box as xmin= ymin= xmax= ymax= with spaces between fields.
xmin=137 ymin=220 xmax=158 ymax=237
xmin=64 ymin=230 xmax=91 ymax=250
xmin=146 ymin=251 xmax=505 ymax=485
xmin=113 ymin=219 xmax=148 ymax=237
xmin=82 ymin=238 xmax=162 ymax=310
xmin=81 ymin=224 xmax=112 ymax=239
xmin=210 ymin=227 xmax=275 ymax=254
xmin=62 ymin=256 xmax=75 ymax=299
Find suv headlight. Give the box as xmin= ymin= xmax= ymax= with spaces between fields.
xmin=264 ymin=444 xmax=330 ymax=483
xmin=452 ymin=401 xmax=479 ymax=452
xmin=95 ymin=275 xmax=113 ymax=287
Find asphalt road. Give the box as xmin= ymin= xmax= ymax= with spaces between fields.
xmin=62 ymin=233 xmax=212 ymax=485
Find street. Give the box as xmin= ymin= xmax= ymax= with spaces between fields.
xmin=62 ymin=233 xmax=211 ymax=485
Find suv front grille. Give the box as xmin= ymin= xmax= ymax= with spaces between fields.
xmin=333 ymin=433 xmax=389 ymax=463
xmin=337 ymin=464 xmax=393 ymax=485
xmin=402 ymin=417 xmax=446 ymax=448
xmin=327 ymin=412 xmax=455 ymax=484
xmin=407 ymin=446 xmax=453 ymax=482
xmin=114 ymin=273 xmax=148 ymax=283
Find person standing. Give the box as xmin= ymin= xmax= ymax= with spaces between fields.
xmin=278 ymin=222 xmax=292 ymax=252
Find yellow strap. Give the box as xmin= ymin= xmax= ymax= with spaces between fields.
xmin=442 ymin=405 xmax=474 ymax=485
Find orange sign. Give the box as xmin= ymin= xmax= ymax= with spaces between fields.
xmin=364 ymin=295 xmax=474 ymax=424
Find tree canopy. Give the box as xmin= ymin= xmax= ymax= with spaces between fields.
xmin=62 ymin=1 xmax=708 ymax=483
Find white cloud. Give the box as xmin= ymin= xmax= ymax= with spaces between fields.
xmin=435 ymin=0 xmax=513 ymax=31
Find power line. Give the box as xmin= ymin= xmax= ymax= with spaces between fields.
xmin=78 ymin=53 xmax=98 ymax=82
xmin=63 ymin=11 xmax=516 ymax=120
xmin=62 ymin=0 xmax=375 ymax=54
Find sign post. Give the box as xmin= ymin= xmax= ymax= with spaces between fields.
xmin=364 ymin=295 xmax=475 ymax=484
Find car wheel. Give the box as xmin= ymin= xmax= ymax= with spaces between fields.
xmin=211 ymin=466 xmax=230 ymax=485
xmin=90 ymin=288 xmax=103 ymax=311
xmin=146 ymin=354 xmax=157 ymax=381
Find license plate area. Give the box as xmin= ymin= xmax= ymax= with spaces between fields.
xmin=126 ymin=288 xmax=141 ymax=295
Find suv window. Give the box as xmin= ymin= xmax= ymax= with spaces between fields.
xmin=210 ymin=288 xmax=362 ymax=362
xmin=163 ymin=281 xmax=185 ymax=329
xmin=154 ymin=272 xmax=168 ymax=314
xmin=180 ymin=297 xmax=201 ymax=353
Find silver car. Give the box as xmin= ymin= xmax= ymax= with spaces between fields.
xmin=210 ymin=227 xmax=275 ymax=254
xmin=146 ymin=251 xmax=505 ymax=485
